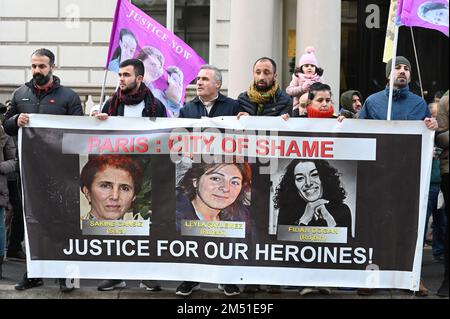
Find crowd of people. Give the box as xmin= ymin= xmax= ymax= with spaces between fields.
xmin=0 ymin=46 xmax=448 ymax=299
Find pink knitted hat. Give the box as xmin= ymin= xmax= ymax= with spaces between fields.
xmin=299 ymin=46 xmax=319 ymax=67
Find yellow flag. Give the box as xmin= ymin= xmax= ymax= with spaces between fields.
xmin=383 ymin=0 xmax=398 ymax=63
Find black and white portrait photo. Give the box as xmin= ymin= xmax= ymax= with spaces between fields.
xmin=272 ymin=159 xmax=356 ymax=241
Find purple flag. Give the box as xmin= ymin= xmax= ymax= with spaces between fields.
xmin=397 ymin=0 xmax=449 ymax=36
xmin=106 ymin=0 xmax=206 ymax=117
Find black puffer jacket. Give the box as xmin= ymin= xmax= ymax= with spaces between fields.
xmin=179 ymin=93 xmax=239 ymax=118
xmin=0 ymin=127 xmax=17 ymax=208
xmin=238 ymin=89 xmax=292 ymax=116
xmin=3 ymin=76 xmax=84 ymax=136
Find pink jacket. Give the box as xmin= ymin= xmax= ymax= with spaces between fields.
xmin=286 ymin=73 xmax=324 ymax=108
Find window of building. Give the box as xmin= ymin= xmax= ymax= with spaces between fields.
xmin=132 ymin=0 xmax=210 ymax=62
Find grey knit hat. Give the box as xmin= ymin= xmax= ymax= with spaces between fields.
xmin=386 ymin=56 xmax=412 ymax=78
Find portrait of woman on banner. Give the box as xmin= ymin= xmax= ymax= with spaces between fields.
xmin=137 ymin=46 xmax=165 ymax=92
xmin=80 ymin=155 xmax=147 ymax=221
xmin=175 ymin=161 xmax=253 ymax=236
xmin=160 ymin=66 xmax=184 ymax=117
xmin=108 ymin=28 xmax=138 ymax=73
xmin=274 ymin=159 xmax=352 ymax=235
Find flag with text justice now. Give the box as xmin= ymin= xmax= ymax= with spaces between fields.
xmin=105 ymin=0 xmax=206 ymax=116
xmin=396 ymin=0 xmax=449 ymax=36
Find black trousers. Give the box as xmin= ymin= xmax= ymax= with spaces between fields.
xmin=7 ymin=179 xmax=24 ymax=253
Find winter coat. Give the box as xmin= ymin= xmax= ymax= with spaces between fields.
xmin=0 ymin=127 xmax=17 ymax=207
xmin=179 ymin=93 xmax=239 ymax=118
xmin=238 ymin=89 xmax=292 ymax=116
xmin=286 ymin=73 xmax=323 ymax=108
xmin=358 ymin=86 xmax=430 ymax=121
xmin=339 ymin=90 xmax=362 ymax=119
xmin=3 ymin=76 xmax=84 ymax=136
xmin=101 ymin=94 xmax=167 ymax=118
xmin=436 ymin=95 xmax=449 ymax=175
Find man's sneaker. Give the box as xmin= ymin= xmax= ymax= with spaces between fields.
xmin=218 ymin=284 xmax=240 ymax=296
xmin=437 ymin=280 xmax=449 ymax=297
xmin=59 ymin=278 xmax=75 ymax=293
xmin=299 ymin=287 xmax=314 ymax=296
xmin=97 ymin=279 xmax=126 ymax=291
xmin=14 ymin=273 xmax=44 ymax=290
xmin=140 ymin=280 xmax=162 ymax=291
xmin=6 ymin=250 xmax=26 ymax=261
xmin=175 ymin=281 xmax=200 ymax=296
xmin=318 ymin=287 xmax=332 ymax=295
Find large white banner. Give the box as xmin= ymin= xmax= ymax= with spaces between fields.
xmin=19 ymin=115 xmax=434 ymax=290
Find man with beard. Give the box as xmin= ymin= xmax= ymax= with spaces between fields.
xmin=356 ymin=56 xmax=437 ymax=128
xmin=94 ymin=59 xmax=166 ymax=119
xmin=237 ymin=57 xmax=292 ymax=119
xmin=3 ymin=48 xmax=83 ymax=293
xmin=339 ymin=90 xmax=363 ymax=119
xmin=92 ymin=58 xmax=166 ymax=292
xmin=3 ymin=48 xmax=83 ymax=135
xmin=348 ymin=56 xmax=437 ymax=297
xmin=237 ymin=57 xmax=291 ymax=294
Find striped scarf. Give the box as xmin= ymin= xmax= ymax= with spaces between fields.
xmin=247 ymin=82 xmax=279 ymax=115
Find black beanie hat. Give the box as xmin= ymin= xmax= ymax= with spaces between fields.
xmin=386 ymin=56 xmax=412 ymax=78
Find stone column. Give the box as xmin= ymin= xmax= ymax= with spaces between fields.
xmin=228 ymin=0 xmax=282 ymax=99
xmin=296 ymin=0 xmax=341 ymax=99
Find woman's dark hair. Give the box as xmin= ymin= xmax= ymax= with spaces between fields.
xmin=111 ymin=28 xmax=137 ymax=62
xmin=295 ymin=66 xmax=324 ymax=77
xmin=274 ymin=159 xmax=346 ymax=212
xmin=308 ymin=82 xmax=332 ymax=100
xmin=80 ymin=155 xmax=144 ymax=195
xmin=178 ymin=161 xmax=252 ymax=219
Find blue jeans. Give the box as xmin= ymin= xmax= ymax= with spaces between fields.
xmin=0 ymin=207 xmax=5 ymax=256
xmin=424 ymin=183 xmax=447 ymax=256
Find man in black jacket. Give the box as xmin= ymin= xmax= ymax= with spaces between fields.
xmin=237 ymin=57 xmax=291 ymax=294
xmin=92 ymin=58 xmax=165 ymax=292
xmin=237 ymin=57 xmax=292 ymax=118
xmin=3 ymin=48 xmax=83 ymax=293
xmin=4 ymin=49 xmax=83 ymax=135
xmin=179 ymin=64 xmax=239 ymax=118
xmin=175 ymin=65 xmax=240 ymax=297
xmin=94 ymin=59 xmax=167 ymax=119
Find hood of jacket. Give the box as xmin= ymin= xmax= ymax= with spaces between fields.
xmin=340 ymin=90 xmax=362 ymax=113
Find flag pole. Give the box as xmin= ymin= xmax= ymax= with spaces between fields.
xmin=410 ymin=27 xmax=424 ymax=99
xmin=387 ymin=24 xmax=399 ymax=121
xmin=99 ymin=70 xmax=109 ymax=108
xmin=167 ymin=0 xmax=175 ymax=32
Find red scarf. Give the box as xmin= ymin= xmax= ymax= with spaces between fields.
xmin=307 ymin=105 xmax=335 ymax=118
xmin=108 ymin=84 xmax=156 ymax=117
